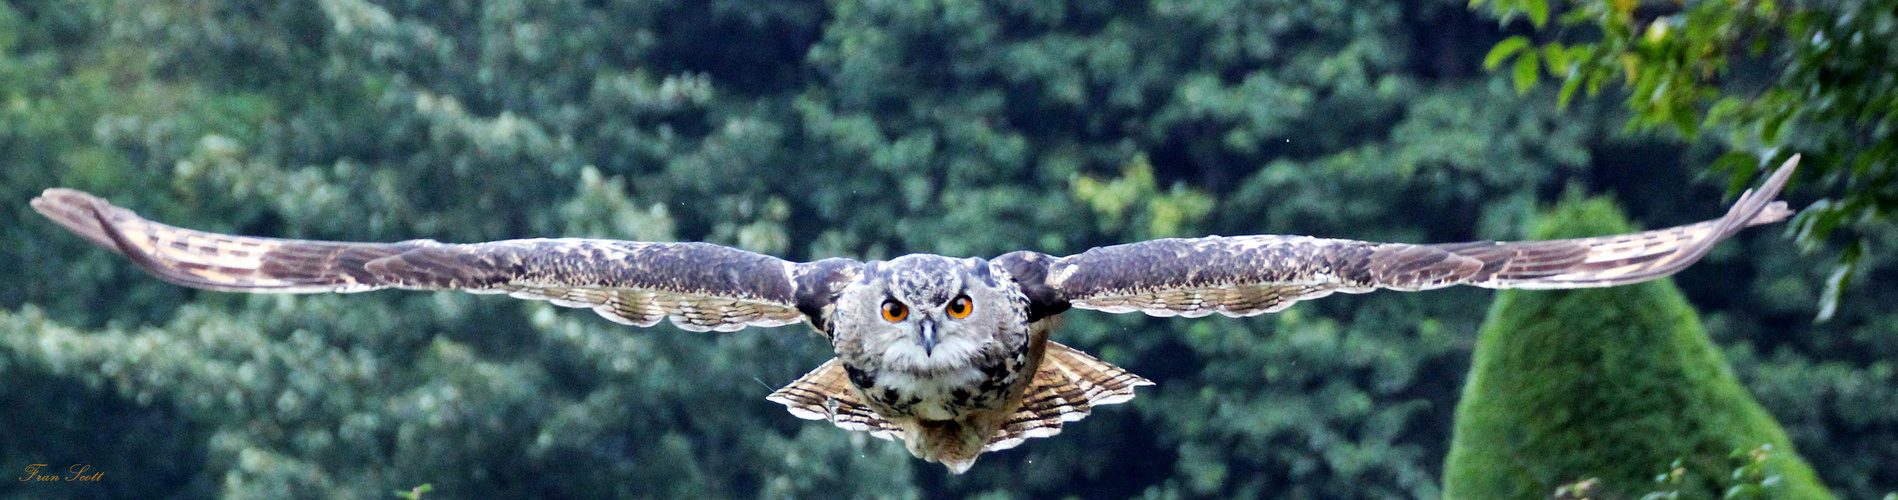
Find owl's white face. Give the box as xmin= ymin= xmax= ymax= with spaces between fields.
xmin=833 ymin=254 xmax=1029 ymax=374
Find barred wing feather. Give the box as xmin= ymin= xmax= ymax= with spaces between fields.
xmin=31 ymin=189 xmax=813 ymax=332
xmin=1030 ymin=156 xmax=1799 ymax=319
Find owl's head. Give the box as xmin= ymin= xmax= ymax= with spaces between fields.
xmin=835 ymin=254 xmax=1027 ymax=372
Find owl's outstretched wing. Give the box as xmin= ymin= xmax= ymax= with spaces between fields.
xmin=32 ymin=189 xmax=861 ymax=332
xmin=1001 ymin=156 xmax=1800 ymax=319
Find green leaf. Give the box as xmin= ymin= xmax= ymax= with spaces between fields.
xmin=1587 ymin=67 xmax=1611 ymax=96
xmin=1670 ymin=105 xmax=1699 ymax=136
xmin=1816 ymin=243 xmax=1860 ymax=322
xmin=1486 ymin=37 xmax=1531 ymax=70
xmin=1557 ymin=74 xmax=1584 ymax=109
xmin=1761 ymin=112 xmax=1788 ymax=143
xmin=1713 ymin=151 xmax=1758 ymax=194
xmin=1513 ymin=51 xmax=1541 ymax=94
xmin=1707 ymin=97 xmax=1742 ymax=124
xmin=1541 ymin=42 xmax=1569 ymax=70
xmin=1793 ymin=199 xmax=1842 ymax=244
xmin=1523 ymin=0 xmax=1551 ymax=27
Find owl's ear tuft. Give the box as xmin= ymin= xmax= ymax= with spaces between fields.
xmin=963 ymin=256 xmax=995 ymax=285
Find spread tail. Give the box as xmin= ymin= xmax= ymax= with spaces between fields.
xmin=984 ymin=341 xmax=1152 ymax=453
xmin=766 ymin=358 xmax=901 ymax=440
xmin=765 ymin=344 xmax=1151 ymax=474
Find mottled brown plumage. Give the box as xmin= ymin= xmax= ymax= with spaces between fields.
xmin=29 ymin=156 xmax=1800 ymax=473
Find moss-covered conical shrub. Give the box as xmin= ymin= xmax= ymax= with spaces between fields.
xmin=1442 ymin=195 xmax=1831 ymax=499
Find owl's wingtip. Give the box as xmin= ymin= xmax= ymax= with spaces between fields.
xmin=1723 ymin=154 xmax=1801 ymax=231
xmin=31 ymin=187 xmax=95 ymax=212
xmin=31 ymin=187 xmax=127 ymax=253
xmin=1750 ymin=201 xmax=1795 ymax=227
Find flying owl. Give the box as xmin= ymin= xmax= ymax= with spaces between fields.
xmin=30 ymin=157 xmax=1799 ymax=473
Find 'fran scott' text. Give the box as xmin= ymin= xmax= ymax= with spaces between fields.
xmin=19 ymin=464 xmax=103 ymax=482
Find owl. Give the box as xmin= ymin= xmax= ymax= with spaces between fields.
xmin=30 ymin=158 xmax=1798 ymax=473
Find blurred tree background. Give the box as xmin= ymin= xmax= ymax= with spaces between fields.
xmin=0 ymin=0 xmax=1891 ymax=498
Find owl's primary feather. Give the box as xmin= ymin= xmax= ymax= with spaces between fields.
xmin=31 ymin=188 xmax=822 ymax=332
xmin=30 ymin=156 xmax=1799 ymax=473
xmin=1002 ymin=156 xmax=1797 ymax=319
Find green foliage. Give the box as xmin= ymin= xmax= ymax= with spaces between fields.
xmin=1717 ymin=445 xmax=1794 ymax=500
xmin=1444 ymin=196 xmax=1831 ymax=500
xmin=0 ymin=0 xmax=1891 ymax=498
xmin=1554 ymin=445 xmax=1801 ymax=500
xmin=393 ymin=483 xmax=432 ymax=500
xmin=1473 ymin=0 xmax=1898 ymax=320
xmin=1070 ymin=155 xmax=1215 ymax=239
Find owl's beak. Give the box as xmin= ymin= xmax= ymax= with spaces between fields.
xmin=918 ymin=318 xmax=939 ymax=356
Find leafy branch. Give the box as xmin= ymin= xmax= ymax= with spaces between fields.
xmin=1472 ymin=0 xmax=1898 ymax=319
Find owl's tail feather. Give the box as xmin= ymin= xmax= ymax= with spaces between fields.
xmin=767 ymin=358 xmax=901 ymax=440
xmin=983 ymin=341 xmax=1153 ymax=453
xmin=768 ymin=346 xmax=1151 ymax=473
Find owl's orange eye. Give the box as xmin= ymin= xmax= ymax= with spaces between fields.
xmin=945 ymin=295 xmax=973 ymax=319
xmin=880 ymin=300 xmax=908 ymax=322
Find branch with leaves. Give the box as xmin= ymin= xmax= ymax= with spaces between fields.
xmin=1472 ymin=0 xmax=1897 ymax=319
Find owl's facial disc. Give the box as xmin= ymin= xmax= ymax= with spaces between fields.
xmin=872 ymin=254 xmax=992 ymax=370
